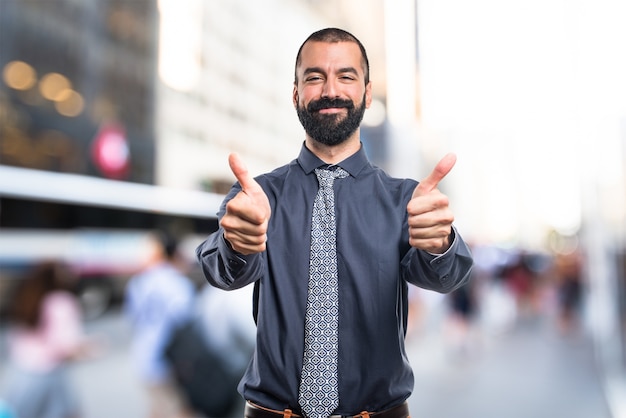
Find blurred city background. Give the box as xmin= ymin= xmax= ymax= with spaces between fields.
xmin=0 ymin=0 xmax=625 ymax=417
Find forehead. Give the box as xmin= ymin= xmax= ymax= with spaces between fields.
xmin=296 ymin=41 xmax=365 ymax=76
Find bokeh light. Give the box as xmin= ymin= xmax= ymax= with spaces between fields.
xmin=2 ymin=61 xmax=37 ymax=91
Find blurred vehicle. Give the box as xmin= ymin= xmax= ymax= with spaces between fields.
xmin=0 ymin=165 xmax=222 ymax=319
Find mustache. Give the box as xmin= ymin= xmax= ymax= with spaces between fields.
xmin=307 ymin=97 xmax=355 ymax=112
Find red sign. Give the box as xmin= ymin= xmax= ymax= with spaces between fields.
xmin=91 ymin=124 xmax=130 ymax=179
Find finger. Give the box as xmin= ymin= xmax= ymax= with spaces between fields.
xmin=407 ymin=203 xmax=453 ymax=227
xmin=413 ymin=153 xmax=457 ymax=197
xmin=222 ymin=203 xmax=268 ymax=229
xmin=228 ymin=153 xmax=261 ymax=194
xmin=223 ymin=228 xmax=267 ymax=248
xmin=223 ymin=230 xmax=267 ymax=255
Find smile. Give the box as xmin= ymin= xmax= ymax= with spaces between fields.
xmin=317 ymin=107 xmax=346 ymax=114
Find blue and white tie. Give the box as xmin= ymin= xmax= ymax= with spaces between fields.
xmin=298 ymin=167 xmax=348 ymax=418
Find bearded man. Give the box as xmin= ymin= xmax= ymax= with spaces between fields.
xmin=196 ymin=27 xmax=473 ymax=418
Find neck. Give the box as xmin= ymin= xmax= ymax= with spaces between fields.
xmin=305 ymin=134 xmax=361 ymax=165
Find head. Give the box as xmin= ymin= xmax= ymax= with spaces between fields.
xmin=294 ymin=28 xmax=370 ymax=86
xmin=293 ymin=28 xmax=372 ymax=147
xmin=6 ymin=260 xmax=76 ymax=328
xmin=144 ymin=230 xmax=180 ymax=266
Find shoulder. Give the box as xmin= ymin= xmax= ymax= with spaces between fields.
xmin=362 ymin=163 xmax=417 ymax=197
xmin=253 ymin=159 xmax=304 ymax=198
xmin=255 ymin=159 xmax=299 ymax=184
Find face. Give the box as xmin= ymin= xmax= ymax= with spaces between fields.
xmin=293 ymin=41 xmax=372 ymax=146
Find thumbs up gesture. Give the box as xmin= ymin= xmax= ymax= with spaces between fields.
xmin=407 ymin=153 xmax=457 ymax=254
xmin=220 ymin=153 xmax=271 ymax=255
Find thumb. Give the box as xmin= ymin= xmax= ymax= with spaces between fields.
xmin=413 ymin=153 xmax=457 ymax=197
xmin=228 ymin=153 xmax=262 ymax=194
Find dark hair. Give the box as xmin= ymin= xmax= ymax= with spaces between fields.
xmin=5 ymin=261 xmax=75 ymax=328
xmin=154 ymin=230 xmax=180 ymax=260
xmin=294 ymin=27 xmax=370 ymax=85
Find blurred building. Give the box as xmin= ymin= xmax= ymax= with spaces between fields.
xmin=0 ymin=0 xmax=166 ymax=234
xmin=0 ymin=0 xmax=158 ymax=184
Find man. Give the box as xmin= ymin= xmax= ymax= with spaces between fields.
xmin=125 ymin=232 xmax=196 ymax=418
xmin=196 ymin=28 xmax=473 ymax=418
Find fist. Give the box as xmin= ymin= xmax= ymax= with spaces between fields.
xmin=407 ymin=153 xmax=457 ymax=254
xmin=220 ymin=153 xmax=271 ymax=255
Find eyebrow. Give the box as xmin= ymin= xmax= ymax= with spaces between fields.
xmin=303 ymin=66 xmax=360 ymax=77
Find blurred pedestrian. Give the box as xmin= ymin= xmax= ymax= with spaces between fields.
xmin=124 ymin=231 xmax=196 ymax=418
xmin=196 ymin=28 xmax=473 ymax=418
xmin=444 ymin=278 xmax=479 ymax=358
xmin=554 ymin=248 xmax=584 ymax=335
xmin=195 ymin=283 xmax=256 ymax=416
xmin=501 ymin=253 xmax=537 ymax=319
xmin=1 ymin=260 xmax=96 ymax=418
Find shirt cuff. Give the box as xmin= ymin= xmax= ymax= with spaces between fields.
xmin=425 ymin=226 xmax=458 ymax=260
xmin=219 ymin=233 xmax=254 ymax=271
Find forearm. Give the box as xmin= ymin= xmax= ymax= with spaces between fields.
xmin=195 ymin=229 xmax=264 ymax=290
xmin=402 ymin=225 xmax=473 ymax=293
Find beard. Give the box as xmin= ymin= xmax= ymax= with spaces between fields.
xmin=296 ymin=95 xmax=367 ymax=146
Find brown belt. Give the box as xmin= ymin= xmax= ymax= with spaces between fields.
xmin=244 ymin=400 xmax=410 ymax=418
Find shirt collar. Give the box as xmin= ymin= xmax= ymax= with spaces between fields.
xmin=297 ymin=141 xmax=370 ymax=177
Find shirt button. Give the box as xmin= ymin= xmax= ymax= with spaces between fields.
xmin=442 ymin=274 xmax=449 ymax=280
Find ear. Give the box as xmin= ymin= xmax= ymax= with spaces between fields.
xmin=292 ymin=84 xmax=299 ymax=109
xmin=365 ymin=81 xmax=373 ymax=109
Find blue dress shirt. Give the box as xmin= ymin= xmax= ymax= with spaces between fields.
xmin=196 ymin=143 xmax=473 ymax=415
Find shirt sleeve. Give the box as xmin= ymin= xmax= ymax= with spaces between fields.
xmin=195 ymin=229 xmax=265 ymax=290
xmin=401 ymin=225 xmax=474 ymax=293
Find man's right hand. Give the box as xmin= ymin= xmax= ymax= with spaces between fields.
xmin=220 ymin=153 xmax=271 ymax=255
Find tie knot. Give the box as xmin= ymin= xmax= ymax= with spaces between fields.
xmin=315 ymin=166 xmax=349 ymax=183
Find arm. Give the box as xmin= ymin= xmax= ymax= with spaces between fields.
xmin=196 ymin=228 xmax=265 ymax=290
xmin=403 ymin=153 xmax=473 ymax=292
xmin=196 ymin=153 xmax=270 ymax=290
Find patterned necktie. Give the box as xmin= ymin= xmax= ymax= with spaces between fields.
xmin=298 ymin=166 xmax=348 ymax=418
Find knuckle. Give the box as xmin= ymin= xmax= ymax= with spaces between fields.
xmin=220 ymin=217 xmax=233 ymax=230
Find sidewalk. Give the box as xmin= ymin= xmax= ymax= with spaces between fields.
xmin=406 ymin=301 xmax=613 ymax=418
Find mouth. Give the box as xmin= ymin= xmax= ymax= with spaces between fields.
xmin=317 ymin=107 xmax=347 ymax=115
xmin=308 ymin=98 xmax=354 ymax=114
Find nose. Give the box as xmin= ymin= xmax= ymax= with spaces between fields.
xmin=321 ymin=78 xmax=340 ymax=98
